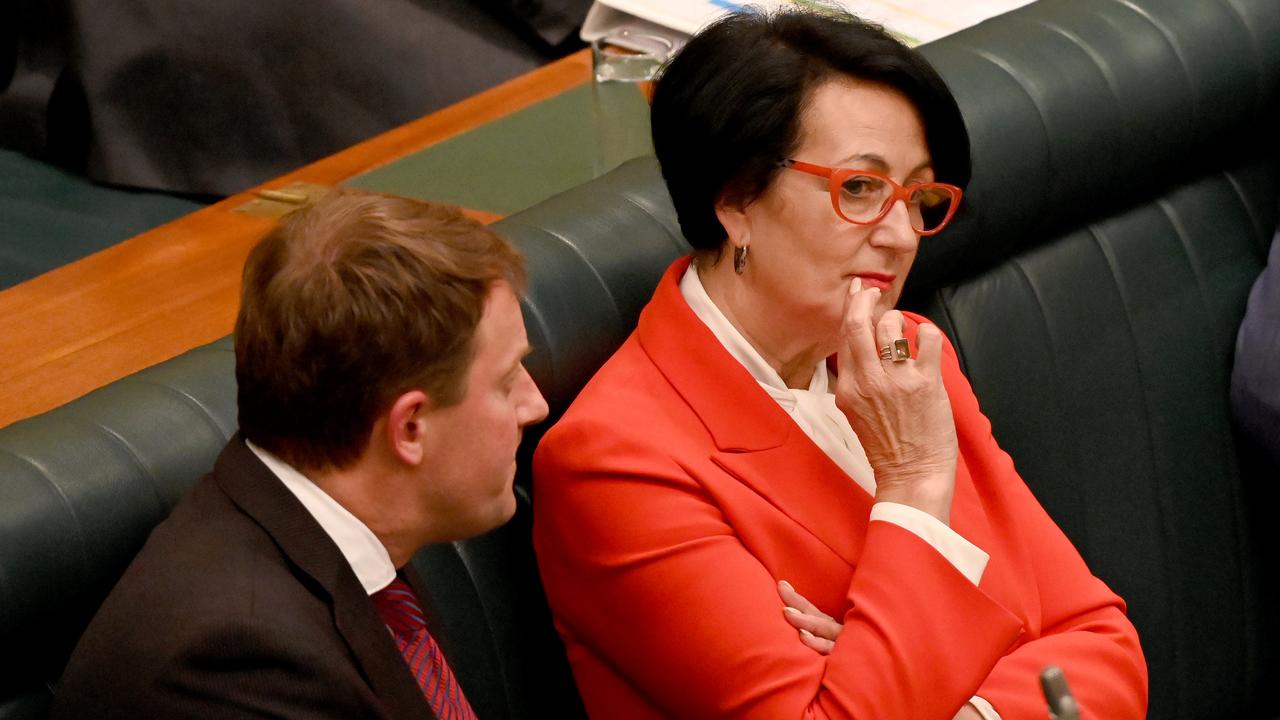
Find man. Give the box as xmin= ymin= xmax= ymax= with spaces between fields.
xmin=1232 ymin=222 xmax=1280 ymax=470
xmin=51 ymin=189 xmax=549 ymax=718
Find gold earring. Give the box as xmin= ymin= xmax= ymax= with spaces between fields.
xmin=733 ymin=245 xmax=749 ymax=275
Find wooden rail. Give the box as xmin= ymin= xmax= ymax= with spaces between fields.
xmin=0 ymin=50 xmax=592 ymax=428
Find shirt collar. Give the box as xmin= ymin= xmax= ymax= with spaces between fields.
xmin=245 ymin=439 xmax=397 ymax=595
xmin=678 ymin=264 xmax=877 ymax=494
xmin=678 ymin=264 xmax=829 ymax=395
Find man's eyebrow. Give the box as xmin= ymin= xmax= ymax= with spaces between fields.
xmin=506 ymin=345 xmax=534 ymax=375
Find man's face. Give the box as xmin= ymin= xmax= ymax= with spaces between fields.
xmin=416 ymin=281 xmax=549 ymax=540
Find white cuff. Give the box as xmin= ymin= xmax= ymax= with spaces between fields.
xmin=968 ymin=695 xmax=1001 ymax=719
xmin=869 ymin=502 xmax=989 ymax=585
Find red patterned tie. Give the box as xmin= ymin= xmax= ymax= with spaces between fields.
xmin=371 ymin=576 xmax=478 ymax=720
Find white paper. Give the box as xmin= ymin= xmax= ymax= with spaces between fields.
xmin=582 ymin=0 xmax=1038 ymax=47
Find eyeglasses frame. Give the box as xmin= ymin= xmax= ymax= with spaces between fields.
xmin=780 ymin=159 xmax=963 ymax=237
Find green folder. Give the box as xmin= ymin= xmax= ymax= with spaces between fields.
xmin=347 ymin=82 xmax=652 ymax=216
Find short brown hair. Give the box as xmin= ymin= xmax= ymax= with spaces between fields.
xmin=235 ymin=189 xmax=525 ymax=472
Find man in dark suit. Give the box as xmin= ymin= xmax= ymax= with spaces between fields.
xmin=1232 ymin=224 xmax=1280 ymax=470
xmin=51 ymin=189 xmax=549 ymax=718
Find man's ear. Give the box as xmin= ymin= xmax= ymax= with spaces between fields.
xmin=714 ymin=194 xmax=751 ymax=250
xmin=384 ymin=390 xmax=431 ymax=466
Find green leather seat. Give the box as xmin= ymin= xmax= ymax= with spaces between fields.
xmin=911 ymin=3 xmax=1279 ymax=715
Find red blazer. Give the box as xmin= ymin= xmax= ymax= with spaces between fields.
xmin=533 ymin=257 xmax=1147 ymax=719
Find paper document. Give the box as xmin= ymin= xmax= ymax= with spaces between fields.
xmin=582 ymin=0 xmax=1038 ymax=47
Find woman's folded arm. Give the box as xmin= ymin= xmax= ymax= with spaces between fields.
xmin=534 ymin=422 xmax=1023 ymax=720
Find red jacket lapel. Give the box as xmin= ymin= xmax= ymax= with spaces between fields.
xmin=635 ymin=257 xmax=874 ymax=566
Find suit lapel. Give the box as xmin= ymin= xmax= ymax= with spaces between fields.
xmin=637 ymin=258 xmax=873 ymax=566
xmin=331 ymin=576 xmax=436 ymax=720
xmin=213 ymin=437 xmax=435 ymax=719
xmin=709 ymin=444 xmax=872 ymax=566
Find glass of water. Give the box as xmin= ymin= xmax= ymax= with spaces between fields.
xmin=590 ymin=31 xmax=673 ymax=173
xmin=591 ymin=31 xmax=674 ymax=83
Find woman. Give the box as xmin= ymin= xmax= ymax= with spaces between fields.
xmin=532 ymin=10 xmax=1147 ymax=719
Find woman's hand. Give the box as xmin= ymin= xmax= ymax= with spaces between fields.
xmin=778 ymin=581 xmax=841 ymax=654
xmin=834 ymin=279 xmax=958 ymax=524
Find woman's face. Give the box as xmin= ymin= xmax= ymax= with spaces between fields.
xmin=717 ymin=78 xmax=934 ymax=345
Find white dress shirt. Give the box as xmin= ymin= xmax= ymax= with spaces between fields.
xmin=246 ymin=440 xmax=396 ymax=595
xmin=680 ymin=267 xmax=1002 ymax=720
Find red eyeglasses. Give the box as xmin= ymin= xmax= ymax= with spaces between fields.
xmin=780 ymin=159 xmax=963 ymax=236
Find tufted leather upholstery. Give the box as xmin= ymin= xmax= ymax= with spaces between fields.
xmin=1 ymin=0 xmax=1276 ymax=717
xmin=0 ymin=343 xmax=238 ymax=716
xmin=910 ymin=2 xmax=1279 ymax=716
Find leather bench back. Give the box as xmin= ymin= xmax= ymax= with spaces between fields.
xmin=907 ymin=1 xmax=1280 ymax=717
xmin=0 ymin=343 xmax=238 ymax=717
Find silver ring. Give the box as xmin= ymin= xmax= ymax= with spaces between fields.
xmin=879 ymin=338 xmax=911 ymax=363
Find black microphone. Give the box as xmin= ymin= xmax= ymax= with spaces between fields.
xmin=1040 ymin=665 xmax=1081 ymax=720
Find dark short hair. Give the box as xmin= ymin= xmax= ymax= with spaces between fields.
xmin=235 ymin=189 xmax=525 ymax=472
xmin=651 ymin=9 xmax=971 ymax=253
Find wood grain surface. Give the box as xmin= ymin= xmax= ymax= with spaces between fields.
xmin=0 ymin=50 xmax=591 ymax=429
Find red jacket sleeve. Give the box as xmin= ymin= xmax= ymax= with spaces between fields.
xmin=533 ymin=409 xmax=1024 ymax=719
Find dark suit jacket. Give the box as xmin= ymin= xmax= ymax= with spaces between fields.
xmin=1232 ymin=228 xmax=1280 ymax=469
xmin=51 ymin=436 xmax=460 ymax=719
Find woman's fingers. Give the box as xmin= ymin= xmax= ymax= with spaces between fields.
xmin=784 ymin=608 xmax=840 ymax=655
xmin=782 ymin=605 xmax=839 ymax=634
xmin=778 ymin=580 xmax=830 ymax=619
xmin=779 ymin=580 xmax=841 ymax=655
xmin=874 ymin=309 xmax=908 ymax=363
xmin=839 ymin=278 xmax=884 ymax=373
xmin=799 ymin=628 xmax=836 ymax=655
xmin=915 ymin=322 xmax=944 ymax=376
